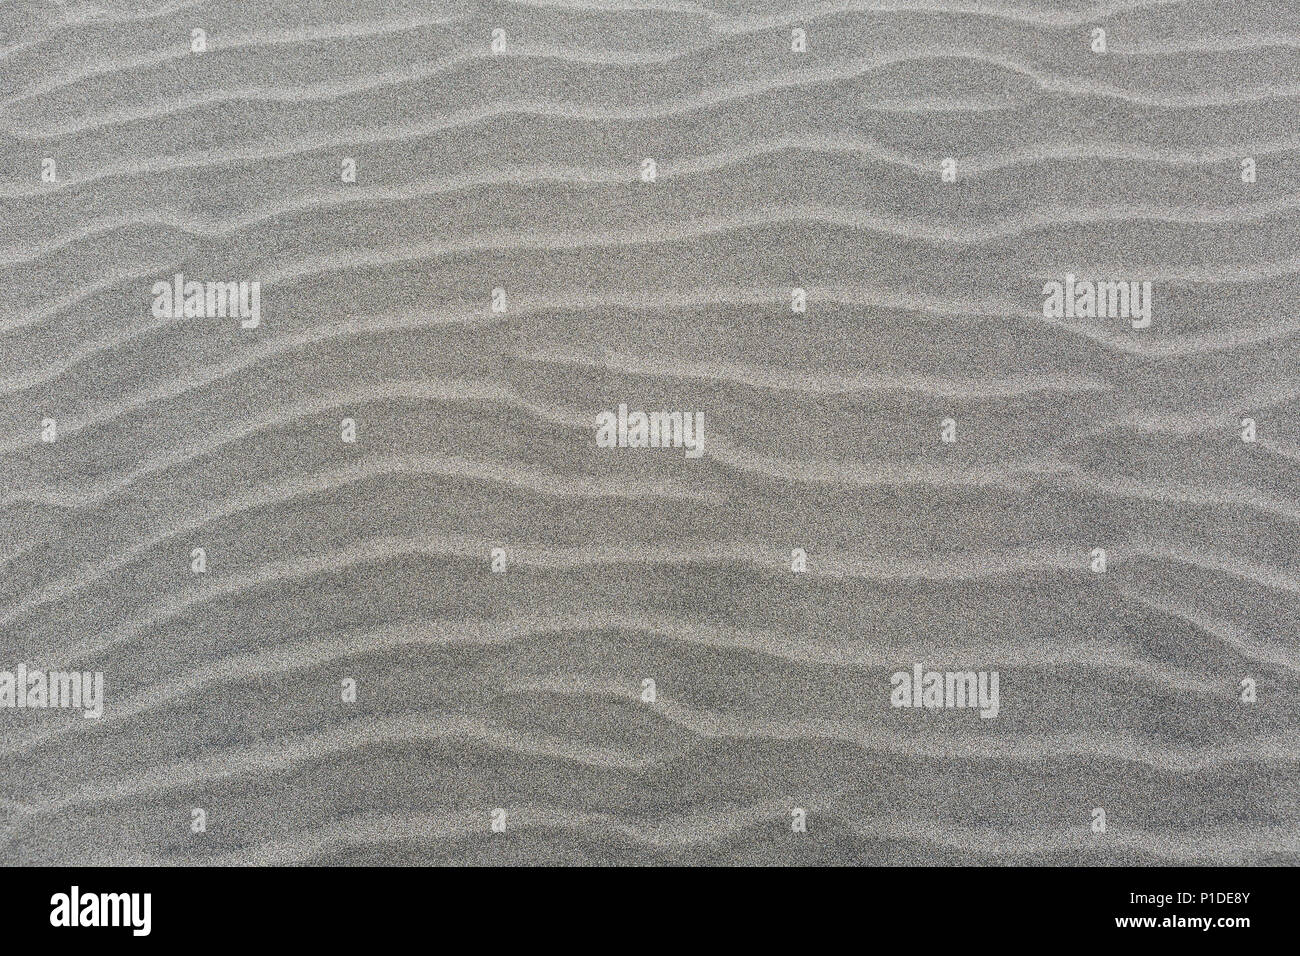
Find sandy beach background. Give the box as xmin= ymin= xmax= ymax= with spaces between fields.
xmin=0 ymin=0 xmax=1298 ymax=864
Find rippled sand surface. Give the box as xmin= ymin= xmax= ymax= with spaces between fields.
xmin=1 ymin=0 xmax=1298 ymax=865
